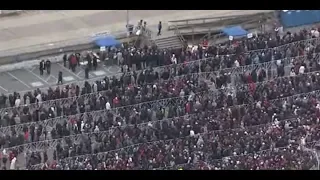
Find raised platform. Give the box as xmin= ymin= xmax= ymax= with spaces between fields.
xmin=0 ymin=10 xmax=229 ymax=65
xmin=168 ymin=10 xmax=274 ymax=30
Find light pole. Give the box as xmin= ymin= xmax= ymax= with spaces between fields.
xmin=126 ymin=10 xmax=129 ymax=27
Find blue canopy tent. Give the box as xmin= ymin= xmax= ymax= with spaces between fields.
xmin=94 ymin=35 xmax=121 ymax=47
xmin=222 ymin=26 xmax=248 ymax=37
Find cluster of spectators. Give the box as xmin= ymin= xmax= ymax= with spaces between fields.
xmin=1 ymin=26 xmax=320 ymax=170
xmin=26 ymin=82 xmax=320 ymax=170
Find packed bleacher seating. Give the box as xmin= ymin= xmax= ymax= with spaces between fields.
xmin=1 ymin=26 xmax=320 ymax=170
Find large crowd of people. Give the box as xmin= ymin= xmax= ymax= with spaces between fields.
xmin=0 ymin=25 xmax=320 ymax=170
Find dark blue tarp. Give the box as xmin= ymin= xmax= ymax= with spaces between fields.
xmin=222 ymin=26 xmax=248 ymax=37
xmin=94 ymin=36 xmax=120 ymax=47
xmin=280 ymin=10 xmax=320 ymax=28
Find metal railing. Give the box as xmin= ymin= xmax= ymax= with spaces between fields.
xmin=146 ymin=29 xmax=157 ymax=47
xmin=2 ymin=38 xmax=320 ymax=158
xmin=173 ymin=24 xmax=186 ymax=47
xmin=1 ymin=35 xmax=319 ymax=97
xmin=8 ymin=72 xmax=320 ymax=156
xmin=167 ymin=12 xmax=274 ymax=30
xmin=2 ymin=43 xmax=320 ymax=120
xmin=167 ymin=14 xmax=254 ymax=31
xmin=26 ymin=88 xmax=320 ymax=169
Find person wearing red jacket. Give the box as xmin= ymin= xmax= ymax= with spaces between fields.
xmin=185 ymin=102 xmax=191 ymax=114
xmin=202 ymin=39 xmax=208 ymax=49
xmin=24 ymin=131 xmax=29 ymax=142
xmin=70 ymin=54 xmax=77 ymax=72
xmin=113 ymin=97 xmax=120 ymax=108
xmin=249 ymin=82 xmax=256 ymax=95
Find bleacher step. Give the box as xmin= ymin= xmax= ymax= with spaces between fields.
xmin=153 ymin=35 xmax=183 ymax=50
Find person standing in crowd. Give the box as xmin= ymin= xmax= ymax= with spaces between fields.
xmin=157 ymin=21 xmax=162 ymax=36
xmin=70 ymin=54 xmax=77 ymax=72
xmin=117 ymin=50 xmax=124 ymax=67
xmin=39 ymin=60 xmax=45 ymax=76
xmin=85 ymin=65 xmax=89 ymax=79
xmin=87 ymin=53 xmax=92 ymax=70
xmin=132 ymin=52 xmax=137 ymax=72
xmin=45 ymin=59 xmax=51 ymax=75
xmin=68 ymin=54 xmax=72 ymax=69
xmin=75 ymin=53 xmax=81 ymax=66
xmin=63 ymin=54 xmax=67 ymax=67
xmin=57 ymin=71 xmax=63 ymax=85
xmin=93 ymin=55 xmax=98 ymax=71
xmin=138 ymin=20 xmax=143 ymax=28
xmin=143 ymin=21 xmax=147 ymax=31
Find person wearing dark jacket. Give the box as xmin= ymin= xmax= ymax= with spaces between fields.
xmin=63 ymin=54 xmax=67 ymax=67
xmin=87 ymin=54 xmax=92 ymax=70
xmin=93 ymin=56 xmax=98 ymax=70
xmin=75 ymin=53 xmax=81 ymax=66
xmin=58 ymin=71 xmax=63 ymax=85
xmin=157 ymin=21 xmax=162 ymax=36
xmin=43 ymin=151 xmax=48 ymax=163
xmin=45 ymin=59 xmax=51 ymax=75
xmin=85 ymin=65 xmax=90 ymax=79
xmin=39 ymin=60 xmax=45 ymax=75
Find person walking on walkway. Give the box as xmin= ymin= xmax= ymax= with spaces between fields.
xmin=39 ymin=60 xmax=45 ymax=76
xmin=63 ymin=54 xmax=67 ymax=67
xmin=46 ymin=59 xmax=51 ymax=75
xmin=57 ymin=71 xmax=63 ymax=85
xmin=157 ymin=21 xmax=162 ymax=36
xmin=85 ymin=65 xmax=89 ymax=79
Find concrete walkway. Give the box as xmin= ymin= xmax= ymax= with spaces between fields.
xmin=0 ymin=10 xmax=271 ymax=56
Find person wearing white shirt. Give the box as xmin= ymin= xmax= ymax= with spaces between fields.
xmin=191 ymin=46 xmax=198 ymax=53
xmin=10 ymin=157 xmax=16 ymax=170
xmin=2 ymin=149 xmax=7 ymax=158
xmin=94 ymin=125 xmax=100 ymax=133
xmin=276 ymin=59 xmax=282 ymax=67
xmin=81 ymin=121 xmax=85 ymax=132
xmin=15 ymin=98 xmax=21 ymax=107
xmin=92 ymin=83 xmax=97 ymax=92
xmin=234 ymin=60 xmax=240 ymax=67
xmin=290 ymin=69 xmax=295 ymax=76
xmin=189 ymin=130 xmax=195 ymax=137
xmin=171 ymin=54 xmax=177 ymax=64
xmin=36 ymin=93 xmax=42 ymax=103
xmin=315 ymin=30 xmax=319 ymax=38
xmin=299 ymin=65 xmax=305 ymax=74
xmin=300 ymin=136 xmax=306 ymax=146
xmin=188 ymin=94 xmax=193 ymax=102
xmin=25 ymin=96 xmax=30 ymax=105
xmin=105 ymin=102 xmax=111 ymax=110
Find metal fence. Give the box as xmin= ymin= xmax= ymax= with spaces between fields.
xmin=2 ymin=35 xmax=320 ymax=115
xmin=1 ymin=42 xmax=320 ymax=167
xmin=2 ymin=32 xmax=320 ymax=169
xmin=12 ymin=84 xmax=320 ymax=163
xmin=3 ymin=57 xmax=320 ymax=137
